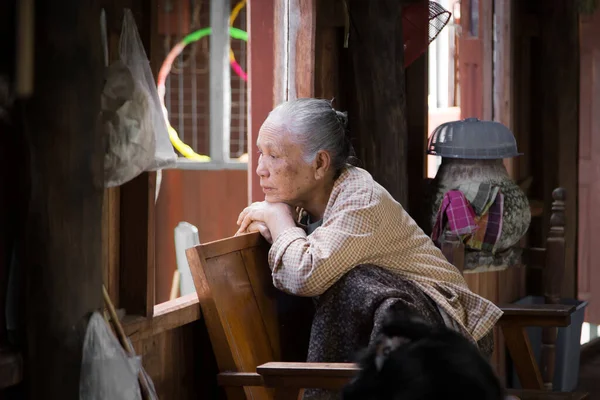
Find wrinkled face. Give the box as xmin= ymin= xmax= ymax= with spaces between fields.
xmin=256 ymin=118 xmax=317 ymax=205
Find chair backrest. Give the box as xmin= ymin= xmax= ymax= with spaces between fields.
xmin=186 ymin=232 xmax=313 ymax=399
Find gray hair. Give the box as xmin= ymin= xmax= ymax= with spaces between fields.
xmin=268 ymin=98 xmax=354 ymax=171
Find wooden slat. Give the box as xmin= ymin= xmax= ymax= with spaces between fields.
xmin=122 ymin=293 xmax=201 ymax=342
xmin=102 ymin=187 xmax=120 ymax=306
xmin=273 ymin=0 xmax=317 ymax=103
xmin=405 ymin=48 xmax=428 ymax=226
xmin=291 ymin=0 xmax=316 ymax=98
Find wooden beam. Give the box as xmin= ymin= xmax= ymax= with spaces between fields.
xmin=273 ymin=0 xmax=317 ymax=103
xmin=120 ymin=173 xmax=156 ymax=317
xmin=494 ymin=0 xmax=515 ymax=178
xmin=346 ymin=0 xmax=408 ymax=206
xmin=247 ymin=0 xmax=275 ymax=203
xmin=537 ymin=0 xmax=579 ymax=299
xmin=290 ymin=0 xmax=316 ymax=98
xmin=22 ymin=0 xmax=104 ymax=396
xmin=553 ymin=1 xmax=579 ymax=299
xmin=118 ymin=1 xmax=157 ymax=317
xmin=405 ymin=49 xmax=428 ymax=227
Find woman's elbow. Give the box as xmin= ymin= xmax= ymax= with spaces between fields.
xmin=273 ymin=276 xmax=326 ymax=297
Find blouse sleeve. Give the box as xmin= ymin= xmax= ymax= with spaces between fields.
xmin=267 ymin=188 xmax=382 ymax=297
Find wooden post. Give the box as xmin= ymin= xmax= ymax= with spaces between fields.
xmin=22 ymin=0 xmax=104 ymax=397
xmin=346 ymin=0 xmax=408 ymax=206
xmin=247 ymin=0 xmax=275 ymax=204
xmin=541 ymin=188 xmax=566 ymax=390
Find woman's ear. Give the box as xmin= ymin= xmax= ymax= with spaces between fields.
xmin=314 ymin=150 xmax=332 ymax=180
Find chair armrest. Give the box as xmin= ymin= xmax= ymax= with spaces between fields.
xmin=499 ymin=304 xmax=575 ymax=327
xmin=256 ymin=362 xmax=358 ymax=390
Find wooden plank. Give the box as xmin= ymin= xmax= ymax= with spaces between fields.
xmin=122 ymin=293 xmax=201 ymax=342
xmin=405 ymin=49 xmax=428 ymax=225
xmin=314 ymin=25 xmax=341 ymax=101
xmin=273 ymin=0 xmax=289 ymax=105
xmin=102 ymin=185 xmax=120 ymax=306
xmin=493 ymin=0 xmax=514 ymax=177
xmin=552 ymin=0 xmax=579 ymax=300
xmin=22 ymin=0 xmax=105 ymax=396
xmin=120 ymin=172 xmax=156 ymax=317
xmin=273 ymin=0 xmax=316 ymax=103
xmin=118 ymin=0 xmax=157 ymax=317
xmin=346 ymin=0 xmax=408 ymax=206
xmin=247 ymin=0 xmax=275 ymax=203
xmin=290 ymin=0 xmax=316 ymax=98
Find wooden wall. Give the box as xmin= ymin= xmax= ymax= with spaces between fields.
xmin=154 ymin=169 xmax=247 ymax=303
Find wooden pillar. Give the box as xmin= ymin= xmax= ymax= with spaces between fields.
xmin=347 ymin=0 xmax=408 ymax=206
xmin=247 ymin=0 xmax=275 ymax=204
xmin=22 ymin=0 xmax=104 ymax=397
xmin=537 ymin=0 xmax=579 ymax=299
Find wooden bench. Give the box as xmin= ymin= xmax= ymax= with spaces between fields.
xmin=186 ymin=188 xmax=588 ymax=399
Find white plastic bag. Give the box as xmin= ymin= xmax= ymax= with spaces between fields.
xmin=79 ymin=312 xmax=143 ymax=400
xmin=102 ymin=9 xmax=176 ymax=188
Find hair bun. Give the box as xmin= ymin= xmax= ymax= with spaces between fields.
xmin=334 ymin=110 xmax=349 ymax=130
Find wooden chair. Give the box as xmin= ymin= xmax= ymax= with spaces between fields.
xmin=441 ymin=188 xmax=579 ymax=392
xmin=186 ymin=188 xmax=588 ymax=399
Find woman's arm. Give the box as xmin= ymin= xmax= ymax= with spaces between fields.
xmin=268 ymin=200 xmax=381 ymax=297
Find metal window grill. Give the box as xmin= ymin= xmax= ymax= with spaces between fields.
xmin=158 ymin=0 xmax=247 ymax=169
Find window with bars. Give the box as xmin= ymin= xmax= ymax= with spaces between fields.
xmin=157 ymin=0 xmax=248 ymax=164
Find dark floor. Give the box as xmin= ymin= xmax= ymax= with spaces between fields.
xmin=578 ymin=341 xmax=600 ymax=399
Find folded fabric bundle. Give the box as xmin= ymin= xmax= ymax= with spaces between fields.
xmin=433 ymin=183 xmax=504 ymax=252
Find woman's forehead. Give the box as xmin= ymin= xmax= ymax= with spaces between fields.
xmin=257 ymin=122 xmax=295 ymax=150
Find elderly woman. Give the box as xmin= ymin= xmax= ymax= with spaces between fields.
xmin=236 ymin=98 xmax=502 ymax=369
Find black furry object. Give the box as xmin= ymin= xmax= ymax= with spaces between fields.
xmin=342 ymin=311 xmax=506 ymax=400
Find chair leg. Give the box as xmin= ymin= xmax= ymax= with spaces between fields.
xmin=501 ymin=325 xmax=544 ymax=390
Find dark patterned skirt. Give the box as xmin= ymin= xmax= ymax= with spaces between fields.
xmin=303 ymin=264 xmax=494 ymax=400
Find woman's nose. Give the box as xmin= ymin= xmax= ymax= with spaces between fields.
xmin=256 ymin=157 xmax=269 ymax=177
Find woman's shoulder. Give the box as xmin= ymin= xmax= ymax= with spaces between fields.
xmin=335 ymin=166 xmax=373 ymax=194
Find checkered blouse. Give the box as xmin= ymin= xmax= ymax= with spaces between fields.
xmin=268 ymin=166 xmax=503 ymax=342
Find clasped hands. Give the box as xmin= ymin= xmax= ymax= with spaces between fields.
xmin=235 ymin=201 xmax=297 ymax=244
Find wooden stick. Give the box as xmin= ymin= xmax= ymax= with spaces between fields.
xmin=102 ymin=285 xmax=154 ymax=399
xmin=169 ymin=270 xmax=180 ymax=301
